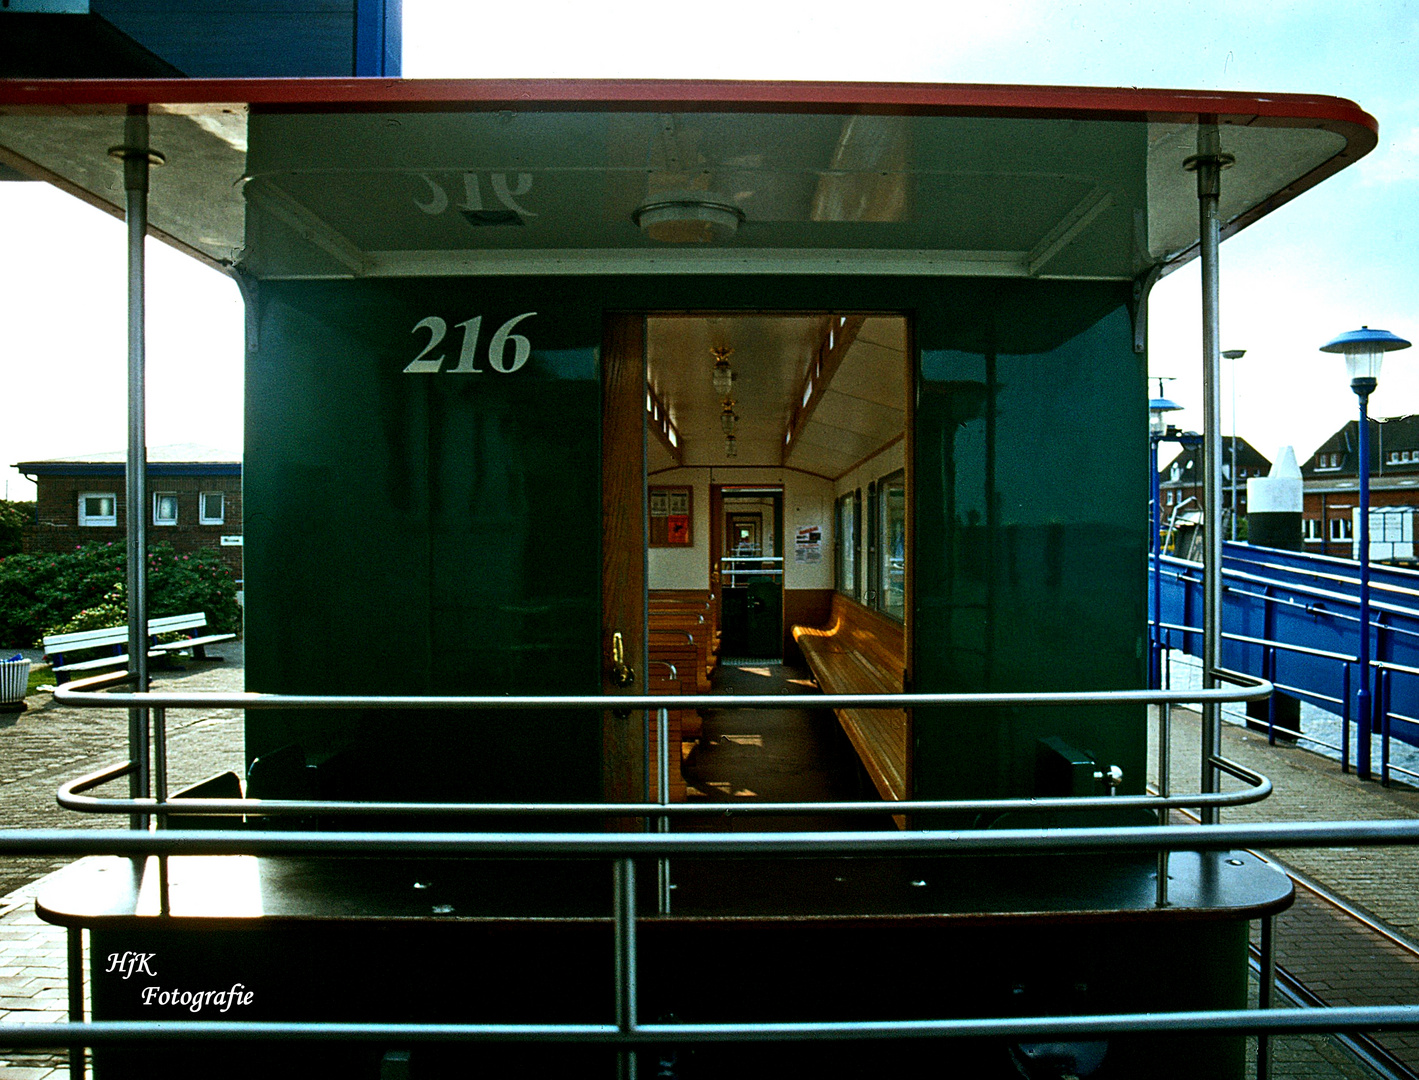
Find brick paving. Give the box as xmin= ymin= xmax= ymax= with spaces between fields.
xmin=0 ymin=645 xmax=244 ymax=1079
xmin=1156 ymin=707 xmax=1419 ymax=1077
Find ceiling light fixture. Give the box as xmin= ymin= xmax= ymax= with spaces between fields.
xmin=710 ymin=346 xmax=735 ymax=398
xmin=633 ymin=191 xmax=744 ymax=243
xmin=720 ymin=400 xmax=739 ymax=436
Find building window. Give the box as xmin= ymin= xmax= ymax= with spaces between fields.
xmin=1303 ymin=519 xmax=1323 ymax=541
xmin=153 ymin=493 xmax=179 ymax=526
xmin=1389 ymin=451 xmax=1401 ymax=464
xmin=78 ymin=492 xmax=116 ymax=527
xmin=200 ymin=492 xmax=225 ymax=525
xmin=1317 ymin=452 xmax=1340 ymax=471
xmin=1165 ymin=490 xmax=1174 ymax=506
xmin=1330 ymin=517 xmax=1353 ymax=541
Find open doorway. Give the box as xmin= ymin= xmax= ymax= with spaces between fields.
xmin=639 ymin=311 xmax=910 ymax=810
xmin=719 ymin=486 xmax=783 ymax=662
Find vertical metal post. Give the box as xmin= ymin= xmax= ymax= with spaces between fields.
xmin=1381 ymin=667 xmax=1391 ymax=788
xmin=1150 ymin=435 xmax=1162 ymax=690
xmin=67 ymin=927 xmax=84 ymax=1080
xmin=120 ymin=107 xmax=152 ymax=831
xmin=1356 ymin=387 xmax=1374 ymax=780
xmin=1187 ymin=121 xmax=1232 ymax=825
xmin=1266 ymin=647 xmax=1277 ymax=746
xmin=613 ymin=857 xmax=638 ymax=1080
xmin=1341 ymin=662 xmax=1352 ymax=773
xmin=1257 ymin=914 xmax=1275 ymax=1080
xmin=656 ymin=707 xmax=671 ymax=916
xmin=153 ymin=705 xmax=168 ymax=825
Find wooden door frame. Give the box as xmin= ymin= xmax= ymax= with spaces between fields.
xmin=601 ymin=312 xmax=647 ymax=805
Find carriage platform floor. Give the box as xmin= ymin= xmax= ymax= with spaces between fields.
xmin=0 ymin=655 xmax=1417 ymax=1076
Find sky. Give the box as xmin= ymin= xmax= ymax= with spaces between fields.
xmin=1 ymin=0 xmax=1416 ymax=499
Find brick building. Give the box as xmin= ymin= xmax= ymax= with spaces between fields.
xmin=1157 ymin=437 xmax=1271 ymax=532
xmin=1301 ymin=414 xmax=1419 ymax=558
xmin=14 ymin=445 xmax=242 ymax=579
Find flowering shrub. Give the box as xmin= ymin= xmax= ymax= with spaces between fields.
xmin=0 ymin=501 xmax=33 ymax=559
xmin=0 ymin=542 xmax=240 ymax=647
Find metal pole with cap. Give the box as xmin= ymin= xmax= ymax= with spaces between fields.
xmin=1320 ymin=327 xmax=1412 ymax=781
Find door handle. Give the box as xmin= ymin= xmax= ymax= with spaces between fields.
xmin=610 ymin=631 xmax=635 ymax=688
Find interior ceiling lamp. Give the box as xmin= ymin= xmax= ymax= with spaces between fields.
xmin=710 ymin=346 xmax=736 ymax=398
xmin=725 ymin=434 xmax=738 ymax=458
xmin=720 ymin=400 xmax=739 ymax=436
xmin=633 ymin=191 xmax=744 ymax=243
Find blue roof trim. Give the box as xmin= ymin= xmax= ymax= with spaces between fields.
xmin=17 ymin=462 xmax=241 ymax=478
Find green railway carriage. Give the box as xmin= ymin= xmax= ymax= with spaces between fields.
xmin=0 ymin=78 xmax=1378 ymax=1077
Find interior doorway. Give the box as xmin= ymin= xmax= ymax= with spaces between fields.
xmin=718 ymin=486 xmax=784 ymax=661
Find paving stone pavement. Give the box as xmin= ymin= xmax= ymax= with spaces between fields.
xmin=0 ymin=645 xmax=244 ymax=1078
xmin=1156 ymin=706 xmax=1419 ymax=1077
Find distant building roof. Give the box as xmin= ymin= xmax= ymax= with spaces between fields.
xmin=15 ymin=444 xmax=240 ymax=477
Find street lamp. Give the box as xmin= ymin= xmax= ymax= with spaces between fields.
xmin=1320 ymin=326 xmax=1412 ymax=780
xmin=1222 ymin=349 xmax=1246 ymax=539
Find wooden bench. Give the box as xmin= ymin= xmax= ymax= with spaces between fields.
xmin=43 ymin=612 xmax=236 ymax=684
xmin=651 ymin=589 xmax=720 ymax=651
xmin=649 ymin=612 xmax=716 ymax=690
xmin=792 ymin=594 xmax=907 ymax=804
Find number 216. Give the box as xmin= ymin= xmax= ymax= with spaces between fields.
xmin=403 ymin=311 xmax=536 ymax=375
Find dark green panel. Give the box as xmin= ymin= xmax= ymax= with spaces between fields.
xmin=245 ymin=279 xmax=602 ymax=805
xmin=243 ymin=273 xmax=1147 ymax=812
xmin=912 ymin=282 xmax=1147 ymax=812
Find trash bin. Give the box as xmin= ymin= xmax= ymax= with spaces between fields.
xmin=0 ymin=655 xmax=31 ymax=713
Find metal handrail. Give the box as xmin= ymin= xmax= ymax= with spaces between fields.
xmin=56 ymin=759 xmax=1273 ymax=818
xmin=5 ymin=818 xmax=1419 ymax=1063
xmin=1157 ymin=620 xmax=1354 ymax=664
xmin=2 ymin=1007 xmax=1419 ymax=1047
xmin=54 ymin=681 xmax=1271 ymax=711
xmin=720 ymin=556 xmax=783 ymax=564
xmin=6 ymin=818 xmax=1419 ymax=857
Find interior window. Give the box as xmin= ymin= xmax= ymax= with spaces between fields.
xmin=877 ymin=469 xmax=906 ymax=621
xmin=836 ymin=491 xmax=858 ymax=599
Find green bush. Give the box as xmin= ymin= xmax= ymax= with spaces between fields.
xmin=0 ymin=501 xmax=34 ymax=559
xmin=0 ymin=541 xmax=240 ymax=648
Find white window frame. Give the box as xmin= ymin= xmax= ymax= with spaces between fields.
xmin=153 ymin=492 xmax=179 ymax=527
xmin=1303 ymin=519 xmax=1323 ymax=541
xmin=199 ymin=491 xmax=225 ymax=525
xmin=1330 ymin=517 xmax=1352 ymax=541
xmin=78 ymin=492 xmax=117 ymax=527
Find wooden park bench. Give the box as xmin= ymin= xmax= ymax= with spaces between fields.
xmin=42 ymin=612 xmax=236 ymax=685
xmin=792 ymin=594 xmax=907 ymax=804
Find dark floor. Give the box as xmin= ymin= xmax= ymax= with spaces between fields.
xmin=679 ymin=661 xmax=890 ymax=832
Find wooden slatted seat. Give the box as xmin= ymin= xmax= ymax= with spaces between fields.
xmin=652 ymin=607 xmax=720 ymax=681
xmin=792 ymin=595 xmax=907 ymax=803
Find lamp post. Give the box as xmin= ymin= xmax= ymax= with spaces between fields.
xmin=1223 ymin=349 xmax=1246 ymax=539
xmin=1320 ymin=327 xmax=1412 ymax=781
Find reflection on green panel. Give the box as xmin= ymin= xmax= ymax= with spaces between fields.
xmin=913 ymin=284 xmax=1147 ymax=816
xmin=244 ymin=279 xmax=602 ymax=807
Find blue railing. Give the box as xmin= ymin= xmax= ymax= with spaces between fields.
xmin=1151 ymin=541 xmax=1419 ymax=783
